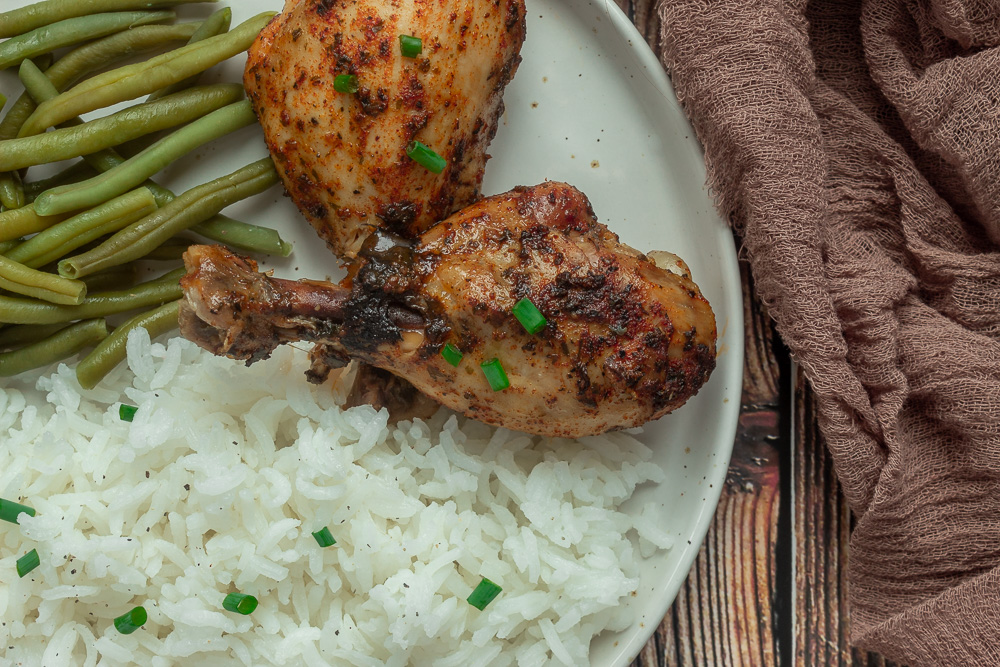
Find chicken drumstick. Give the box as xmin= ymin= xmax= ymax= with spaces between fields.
xmin=179 ymin=182 xmax=716 ymax=438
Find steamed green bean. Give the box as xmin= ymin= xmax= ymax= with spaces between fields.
xmin=60 ymin=159 xmax=278 ymax=279
xmin=191 ymin=217 xmax=292 ymax=257
xmin=3 ymin=82 xmax=245 ymax=171
xmin=0 ymin=323 xmax=68 ymax=349
xmin=148 ymin=7 xmax=232 ymax=102
xmin=80 ymin=264 xmax=137 ymax=293
xmin=36 ymin=100 xmax=256 ymax=216
xmin=0 ymin=0 xmax=214 ymax=38
xmin=19 ymin=12 xmax=275 ymax=138
xmin=0 ymin=170 xmax=26 ymax=210
xmin=0 ymin=318 xmax=108 ymax=377
xmin=0 ymin=204 xmax=73 ymax=243
xmin=16 ymin=68 xmax=288 ymax=256
xmin=0 ymin=267 xmax=183 ymax=324
xmin=24 ymin=161 xmax=98 ymax=202
xmin=0 ymin=255 xmax=87 ymax=305
xmin=0 ymin=25 xmax=197 ymax=206
xmin=76 ymin=300 xmax=179 ymax=389
xmin=0 ymin=11 xmax=176 ymax=71
xmin=143 ymin=237 xmax=192 ymax=261
xmin=7 ymin=188 xmax=157 ymax=269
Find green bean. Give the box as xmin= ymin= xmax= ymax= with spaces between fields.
xmin=0 ymin=170 xmax=26 ymax=210
xmin=0 ymin=322 xmax=68 ymax=349
xmin=0 ymin=93 xmax=6 ymax=109
xmin=0 ymin=53 xmax=51 ymax=141
xmin=5 ymin=82 xmax=245 ymax=171
xmin=0 ymin=267 xmax=183 ymax=325
xmin=0 ymin=255 xmax=87 ymax=305
xmin=24 ymin=161 xmax=98 ymax=202
xmin=192 ymin=217 xmax=292 ymax=257
xmin=148 ymin=7 xmax=232 ymax=102
xmin=0 ymin=26 xmax=197 ymax=207
xmin=80 ymin=264 xmax=136 ymax=293
xmin=17 ymin=59 xmax=146 ymax=177
xmin=60 ymin=159 xmax=278 ymax=279
xmin=0 ymin=319 xmax=108 ymax=377
xmin=7 ymin=188 xmax=157 ymax=269
xmin=19 ymin=12 xmax=275 ymax=138
xmin=76 ymin=299 xmax=179 ymax=389
xmin=37 ymin=100 xmax=257 ymax=216
xmin=0 ymin=0 xmax=215 ymax=39
xmin=144 ymin=237 xmax=192 ymax=261
xmin=0 ymin=11 xmax=176 ymax=71
xmin=0 ymin=204 xmax=73 ymax=243
xmin=15 ymin=70 xmax=289 ymax=258
xmin=0 ymin=240 xmax=20 ymax=255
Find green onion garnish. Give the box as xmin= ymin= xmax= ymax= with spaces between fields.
xmin=334 ymin=74 xmax=358 ymax=94
xmin=312 ymin=527 xmax=336 ymax=548
xmin=480 ymin=358 xmax=510 ymax=392
xmin=119 ymin=404 xmax=138 ymax=422
xmin=16 ymin=549 xmax=39 ymax=578
xmin=406 ymin=141 xmax=447 ymax=174
xmin=467 ymin=577 xmax=502 ymax=610
xmin=114 ymin=606 xmax=147 ymax=634
xmin=441 ymin=343 xmax=463 ymax=367
xmin=512 ymin=298 xmax=547 ymax=334
xmin=223 ymin=592 xmax=258 ymax=615
xmin=0 ymin=498 xmax=35 ymax=524
xmin=399 ymin=35 xmax=422 ymax=58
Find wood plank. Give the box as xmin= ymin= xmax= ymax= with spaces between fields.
xmin=633 ymin=257 xmax=785 ymax=667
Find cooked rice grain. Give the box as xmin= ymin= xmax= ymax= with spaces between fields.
xmin=0 ymin=330 xmax=668 ymax=666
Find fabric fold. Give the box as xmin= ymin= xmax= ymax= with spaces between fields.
xmin=658 ymin=0 xmax=1000 ymax=662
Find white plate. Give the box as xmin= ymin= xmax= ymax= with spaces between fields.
xmin=0 ymin=1 xmax=742 ymax=664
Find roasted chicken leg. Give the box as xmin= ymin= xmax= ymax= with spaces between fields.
xmin=245 ymin=0 xmax=527 ymax=259
xmin=179 ymin=182 xmax=716 ymax=438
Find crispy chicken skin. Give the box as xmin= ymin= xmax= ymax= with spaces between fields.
xmin=180 ymin=182 xmax=717 ymax=438
xmin=245 ymin=0 xmax=527 ymax=259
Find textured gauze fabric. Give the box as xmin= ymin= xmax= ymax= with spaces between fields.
xmin=657 ymin=0 xmax=1000 ymax=664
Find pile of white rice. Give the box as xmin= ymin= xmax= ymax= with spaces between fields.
xmin=0 ymin=331 xmax=671 ymax=666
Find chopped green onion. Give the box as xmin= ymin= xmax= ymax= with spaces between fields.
xmin=512 ymin=298 xmax=547 ymax=334
xmin=223 ymin=592 xmax=258 ymax=615
xmin=16 ymin=549 xmax=39 ymax=578
xmin=0 ymin=498 xmax=35 ymax=524
xmin=406 ymin=141 xmax=447 ymax=174
xmin=399 ymin=35 xmax=422 ymax=58
xmin=334 ymin=74 xmax=358 ymax=94
xmin=113 ymin=606 xmax=147 ymax=635
xmin=312 ymin=527 xmax=336 ymax=548
xmin=440 ymin=343 xmax=463 ymax=367
xmin=480 ymin=358 xmax=509 ymax=392
xmin=467 ymin=577 xmax=502 ymax=610
xmin=119 ymin=404 xmax=138 ymax=422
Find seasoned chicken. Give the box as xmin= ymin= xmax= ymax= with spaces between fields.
xmin=245 ymin=0 xmax=527 ymax=259
xmin=179 ymin=182 xmax=717 ymax=438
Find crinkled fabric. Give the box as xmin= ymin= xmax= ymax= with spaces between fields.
xmin=657 ymin=0 xmax=1000 ymax=664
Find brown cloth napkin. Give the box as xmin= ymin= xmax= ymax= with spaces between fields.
xmin=656 ymin=0 xmax=1000 ymax=664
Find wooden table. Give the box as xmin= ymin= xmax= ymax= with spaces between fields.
xmin=612 ymin=2 xmax=899 ymax=664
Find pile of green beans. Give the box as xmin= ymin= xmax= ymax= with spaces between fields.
xmin=0 ymin=1 xmax=289 ymax=387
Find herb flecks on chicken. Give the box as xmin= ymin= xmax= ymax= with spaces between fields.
xmin=179 ymin=182 xmax=717 ymax=438
xmin=245 ymin=0 xmax=527 ymax=259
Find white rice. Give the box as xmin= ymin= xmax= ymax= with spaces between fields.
xmin=0 ymin=330 xmax=669 ymax=666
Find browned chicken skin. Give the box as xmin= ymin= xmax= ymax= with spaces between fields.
xmin=245 ymin=0 xmax=527 ymax=259
xmin=179 ymin=183 xmax=717 ymax=438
